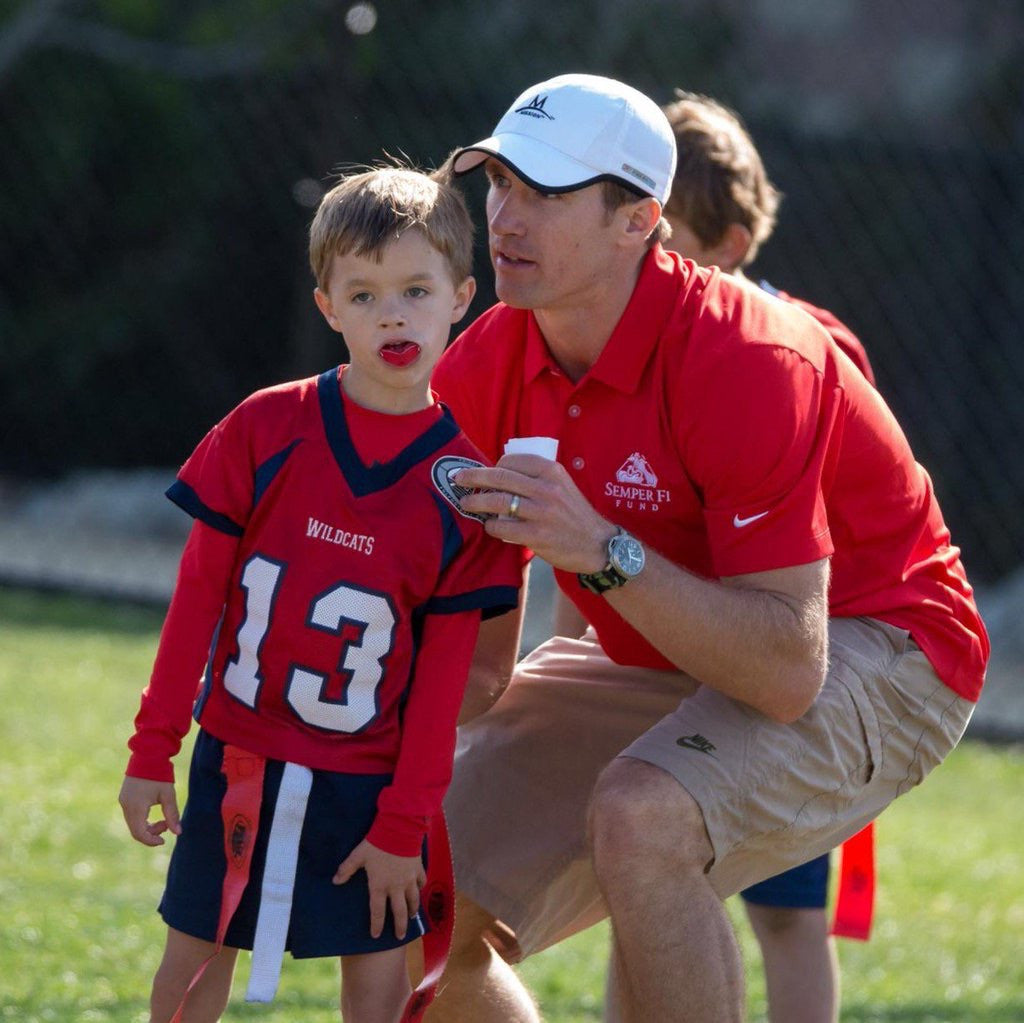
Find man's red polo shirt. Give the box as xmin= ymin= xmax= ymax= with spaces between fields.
xmin=433 ymin=247 xmax=988 ymax=701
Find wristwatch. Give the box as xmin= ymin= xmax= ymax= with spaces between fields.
xmin=578 ymin=528 xmax=646 ymax=594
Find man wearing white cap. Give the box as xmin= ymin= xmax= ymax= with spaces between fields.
xmin=425 ymin=73 xmax=987 ymax=1022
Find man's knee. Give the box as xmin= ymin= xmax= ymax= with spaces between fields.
xmin=588 ymin=757 xmax=711 ymax=880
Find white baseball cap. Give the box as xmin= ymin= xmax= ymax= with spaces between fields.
xmin=452 ymin=73 xmax=677 ymax=205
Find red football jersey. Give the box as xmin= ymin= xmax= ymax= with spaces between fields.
xmin=127 ymin=368 xmax=521 ymax=851
xmin=432 ymin=248 xmax=988 ymax=701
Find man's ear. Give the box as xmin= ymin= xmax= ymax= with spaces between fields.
xmin=313 ymin=287 xmax=341 ymax=333
xmin=623 ymin=197 xmax=663 ymax=245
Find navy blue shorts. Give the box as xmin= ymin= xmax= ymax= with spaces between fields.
xmin=159 ymin=729 xmax=427 ymax=958
xmin=740 ymin=852 xmax=831 ymax=909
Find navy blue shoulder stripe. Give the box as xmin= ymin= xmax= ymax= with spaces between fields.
xmin=424 ymin=586 xmax=520 ymax=620
xmin=431 ymin=491 xmax=465 ymax=575
xmin=166 ymin=479 xmax=244 ymax=537
xmin=253 ymin=439 xmax=302 ymax=509
xmin=317 ymin=367 xmax=461 ymax=496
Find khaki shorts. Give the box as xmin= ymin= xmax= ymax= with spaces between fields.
xmin=444 ymin=617 xmax=974 ymax=958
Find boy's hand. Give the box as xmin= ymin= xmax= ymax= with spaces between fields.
xmin=118 ymin=776 xmax=182 ymax=847
xmin=333 ymin=839 xmax=425 ymax=940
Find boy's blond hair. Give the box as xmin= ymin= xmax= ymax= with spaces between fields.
xmin=661 ymin=91 xmax=780 ymax=265
xmin=309 ymin=166 xmax=474 ymax=290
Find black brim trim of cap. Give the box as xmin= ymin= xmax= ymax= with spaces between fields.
xmin=452 ymin=146 xmax=652 ymax=201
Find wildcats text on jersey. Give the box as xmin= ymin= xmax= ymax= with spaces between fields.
xmin=306 ymin=517 xmax=375 ymax=554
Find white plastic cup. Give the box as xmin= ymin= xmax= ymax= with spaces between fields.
xmin=503 ymin=436 xmax=559 ymax=460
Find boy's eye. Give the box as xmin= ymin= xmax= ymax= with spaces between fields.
xmin=406 ymin=286 xmax=428 ymax=298
xmin=351 ymin=292 xmax=372 ymax=304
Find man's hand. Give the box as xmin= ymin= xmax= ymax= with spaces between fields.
xmin=119 ymin=776 xmax=181 ymax=847
xmin=334 ymin=839 xmax=426 ymax=939
xmin=455 ymin=454 xmax=615 ymax=573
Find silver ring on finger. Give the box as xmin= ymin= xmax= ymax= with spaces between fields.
xmin=508 ymin=493 xmax=522 ymax=519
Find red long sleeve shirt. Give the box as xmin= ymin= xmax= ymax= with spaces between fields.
xmin=126 ymin=368 xmax=521 ymax=854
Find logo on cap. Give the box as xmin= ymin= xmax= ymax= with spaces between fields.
xmin=515 ymin=94 xmax=553 ymax=120
xmin=621 ymin=163 xmax=656 ymax=191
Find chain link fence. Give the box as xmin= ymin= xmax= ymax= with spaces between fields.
xmin=1 ymin=0 xmax=1023 ymax=590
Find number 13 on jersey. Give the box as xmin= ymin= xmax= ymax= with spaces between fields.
xmin=222 ymin=554 xmax=397 ymax=733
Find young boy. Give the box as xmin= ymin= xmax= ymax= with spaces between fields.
xmin=119 ymin=166 xmax=522 ymax=1023
xmin=661 ymin=90 xmax=875 ymax=384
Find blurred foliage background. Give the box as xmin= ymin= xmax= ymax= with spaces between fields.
xmin=1 ymin=0 xmax=1022 ymax=583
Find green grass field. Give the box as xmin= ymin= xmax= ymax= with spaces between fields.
xmin=1 ymin=587 xmax=1022 ymax=1022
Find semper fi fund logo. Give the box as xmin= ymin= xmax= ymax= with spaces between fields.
xmin=604 ymin=452 xmax=672 ymax=513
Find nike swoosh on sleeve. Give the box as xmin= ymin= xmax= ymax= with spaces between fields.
xmin=732 ymin=510 xmax=770 ymax=528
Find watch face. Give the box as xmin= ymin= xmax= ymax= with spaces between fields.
xmin=610 ymin=534 xmax=645 ymax=577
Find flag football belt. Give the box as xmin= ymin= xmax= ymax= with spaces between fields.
xmin=171 ymin=744 xmax=455 ymax=1021
xmin=830 ymin=821 xmax=875 ymax=941
xmin=170 ymin=744 xmax=265 ymax=1022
